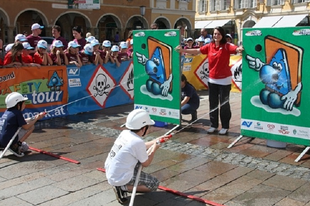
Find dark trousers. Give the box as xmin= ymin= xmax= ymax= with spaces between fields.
xmin=208 ymin=82 xmax=231 ymax=129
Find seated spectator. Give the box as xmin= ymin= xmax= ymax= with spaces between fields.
xmin=33 ymin=40 xmax=53 ymax=66
xmin=108 ymin=45 xmax=121 ymax=67
xmin=204 ymin=38 xmax=211 ymax=45
xmin=226 ymin=34 xmax=233 ymax=44
xmin=102 ymin=40 xmax=112 ymax=63
xmin=50 ymin=40 xmax=68 ymax=66
xmin=181 ymin=74 xmax=200 ymax=123
xmin=80 ymin=44 xmax=94 ymax=65
xmin=184 ymin=37 xmax=199 ymax=50
xmin=118 ymin=41 xmax=129 ymax=61
xmin=127 ymin=39 xmax=133 ymax=58
xmin=15 ymin=34 xmax=28 ymax=43
xmin=66 ymin=41 xmax=82 ymax=67
xmin=4 ymin=43 xmax=14 ymax=54
xmin=21 ymin=42 xmax=40 ymax=67
xmin=196 ymin=37 xmax=205 ymax=47
xmin=91 ymin=39 xmax=103 ymax=65
xmin=85 ymin=36 xmax=96 ymax=44
xmin=3 ymin=42 xmax=24 ymax=67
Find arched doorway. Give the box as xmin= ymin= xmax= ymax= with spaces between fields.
xmin=125 ymin=16 xmax=147 ymax=40
xmin=16 ymin=10 xmax=47 ymax=36
xmin=174 ymin=18 xmax=192 ymax=38
xmin=0 ymin=9 xmax=9 ymax=44
xmin=97 ymin=15 xmax=122 ymax=43
xmin=154 ymin=17 xmax=170 ymax=29
xmin=55 ymin=12 xmax=90 ymax=42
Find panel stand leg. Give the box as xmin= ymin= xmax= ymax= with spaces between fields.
xmin=227 ymin=135 xmax=243 ymax=149
xmin=295 ymin=146 xmax=310 ymax=162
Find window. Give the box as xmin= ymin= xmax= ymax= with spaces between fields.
xmin=198 ymin=0 xmax=207 ymax=13
xmin=210 ymin=0 xmax=229 ymax=11
xmin=293 ymin=0 xmax=310 ymax=3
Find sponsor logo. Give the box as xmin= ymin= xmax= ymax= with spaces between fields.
xmin=245 ymin=30 xmax=262 ymax=36
xmin=278 ymin=125 xmax=289 ymax=134
xmin=254 ymin=122 xmax=263 ymax=130
xmin=293 ymin=29 xmax=310 ymax=36
xmin=135 ymin=105 xmax=143 ymax=109
xmin=164 ymin=31 xmax=177 ymax=37
xmin=278 ymin=129 xmax=289 ymax=134
xmin=267 ymin=124 xmax=275 ymax=130
xmin=184 ymin=57 xmax=193 ymax=63
xmin=67 ymin=67 xmax=80 ymax=76
xmin=152 ymin=108 xmax=157 ymax=113
xmin=242 ymin=121 xmax=252 ymax=128
xmin=159 ymin=109 xmax=166 ymax=115
xmin=134 ymin=32 xmax=145 ymax=37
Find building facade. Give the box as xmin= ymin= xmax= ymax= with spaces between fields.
xmin=195 ymin=0 xmax=310 ymax=44
xmin=0 ymin=0 xmax=196 ymax=44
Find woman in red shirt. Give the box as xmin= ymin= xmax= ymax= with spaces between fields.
xmin=177 ymin=26 xmax=243 ymax=135
xmin=3 ymin=42 xmax=24 ymax=67
xmin=33 ymin=40 xmax=53 ymax=66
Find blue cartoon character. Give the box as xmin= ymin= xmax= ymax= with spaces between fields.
xmin=48 ymin=71 xmax=64 ymax=91
xmin=246 ymin=48 xmax=302 ymax=111
xmin=136 ymin=47 xmax=173 ymax=97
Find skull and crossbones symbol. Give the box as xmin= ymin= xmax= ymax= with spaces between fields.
xmin=93 ymin=74 xmax=110 ymax=97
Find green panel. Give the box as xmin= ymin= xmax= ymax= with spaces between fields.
xmin=241 ymin=27 xmax=310 ymax=146
xmin=133 ymin=29 xmax=181 ymax=125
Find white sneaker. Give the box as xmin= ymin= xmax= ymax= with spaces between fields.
xmin=20 ymin=142 xmax=29 ymax=153
xmin=219 ymin=128 xmax=228 ymax=135
xmin=207 ymin=127 xmax=217 ymax=133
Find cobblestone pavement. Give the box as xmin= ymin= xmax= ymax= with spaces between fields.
xmin=1 ymin=91 xmax=310 ymax=206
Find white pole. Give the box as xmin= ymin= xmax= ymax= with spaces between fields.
xmin=0 ymin=127 xmax=22 ymax=159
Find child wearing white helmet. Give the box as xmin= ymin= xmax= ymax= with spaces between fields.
xmin=105 ymin=109 xmax=161 ymax=204
xmin=0 ymin=92 xmax=46 ymax=157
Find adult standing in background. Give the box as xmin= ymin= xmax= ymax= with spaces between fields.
xmin=72 ymin=26 xmax=86 ymax=49
xmin=176 ymin=26 xmax=243 ymax=135
xmin=26 ymin=23 xmax=43 ymax=48
xmin=200 ymin=28 xmax=212 ymax=40
xmin=52 ymin=25 xmax=68 ymax=50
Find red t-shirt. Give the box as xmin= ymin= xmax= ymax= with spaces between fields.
xmin=0 ymin=58 xmax=3 ymax=66
xmin=33 ymin=52 xmax=51 ymax=65
xmin=200 ymin=42 xmax=237 ymax=79
xmin=22 ymin=54 xmax=33 ymax=63
xmin=4 ymin=52 xmax=22 ymax=65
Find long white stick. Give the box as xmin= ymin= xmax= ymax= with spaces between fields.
xmin=129 ymin=130 xmax=175 ymax=206
xmin=0 ymin=127 xmax=22 ymax=159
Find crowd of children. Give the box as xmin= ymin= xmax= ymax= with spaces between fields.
xmin=0 ymin=25 xmax=133 ymax=68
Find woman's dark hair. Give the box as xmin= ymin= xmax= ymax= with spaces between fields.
xmin=181 ymin=74 xmax=187 ymax=83
xmin=72 ymin=26 xmax=83 ymax=36
xmin=11 ymin=42 xmax=23 ymax=63
xmin=212 ymin=26 xmax=227 ymax=45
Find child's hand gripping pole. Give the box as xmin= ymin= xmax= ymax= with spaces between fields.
xmin=129 ymin=134 xmax=173 ymax=206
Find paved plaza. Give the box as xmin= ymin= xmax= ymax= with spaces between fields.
xmin=1 ymin=91 xmax=310 ymax=206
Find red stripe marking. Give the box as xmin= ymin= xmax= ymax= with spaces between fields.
xmin=29 ymin=146 xmax=80 ymax=164
xmin=96 ymin=168 xmax=224 ymax=206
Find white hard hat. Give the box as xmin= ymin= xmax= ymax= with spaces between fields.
xmin=125 ymin=109 xmax=155 ymax=130
xmin=5 ymin=92 xmax=28 ymax=108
